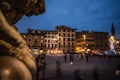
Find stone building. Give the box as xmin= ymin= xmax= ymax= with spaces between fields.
xmin=56 ymin=25 xmax=77 ymax=54
xmin=21 ymin=29 xmax=46 ymax=54
xmin=21 ymin=26 xmax=76 ymax=54
xmin=44 ymin=30 xmax=59 ymax=54
xmin=21 ymin=27 xmax=110 ymax=55
xmin=76 ymin=31 xmax=109 ymax=53
xmin=115 ymin=39 xmax=120 ymax=54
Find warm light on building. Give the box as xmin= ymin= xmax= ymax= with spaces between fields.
xmin=76 ymin=31 xmax=109 ymax=53
xmin=116 ymin=41 xmax=119 ymax=44
xmin=83 ymin=35 xmax=86 ymax=41
xmin=110 ymin=36 xmax=115 ymax=43
xmin=76 ymin=47 xmax=81 ymax=53
xmin=20 ymin=28 xmax=110 ymax=55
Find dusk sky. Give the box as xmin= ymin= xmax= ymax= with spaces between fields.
xmin=15 ymin=0 xmax=120 ymax=38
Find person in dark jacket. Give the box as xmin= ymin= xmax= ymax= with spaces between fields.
xmin=93 ymin=66 xmax=100 ymax=80
xmin=56 ymin=60 xmax=62 ymax=79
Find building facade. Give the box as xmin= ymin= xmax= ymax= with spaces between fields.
xmin=76 ymin=31 xmax=109 ymax=53
xmin=21 ymin=29 xmax=46 ymax=54
xmin=21 ymin=26 xmax=76 ymax=54
xmin=115 ymin=39 xmax=120 ymax=54
xmin=56 ymin=25 xmax=77 ymax=54
xmin=44 ymin=30 xmax=59 ymax=54
xmin=21 ymin=27 xmax=110 ymax=55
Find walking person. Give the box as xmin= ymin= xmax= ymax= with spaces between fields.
xmin=56 ymin=60 xmax=62 ymax=79
xmin=81 ymin=53 xmax=83 ymax=59
xmin=85 ymin=54 xmax=89 ymax=63
xmin=36 ymin=54 xmax=41 ymax=80
xmin=93 ymin=66 xmax=100 ymax=80
xmin=40 ymin=59 xmax=46 ymax=80
xmin=64 ymin=53 xmax=67 ymax=62
xmin=115 ymin=61 xmax=120 ymax=80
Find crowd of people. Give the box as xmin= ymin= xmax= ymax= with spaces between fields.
xmin=35 ymin=53 xmax=120 ymax=80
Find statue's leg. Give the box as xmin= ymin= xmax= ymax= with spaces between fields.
xmin=0 ymin=56 xmax=32 ymax=80
xmin=0 ymin=9 xmax=36 ymax=78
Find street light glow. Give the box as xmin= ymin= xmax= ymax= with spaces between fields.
xmin=110 ymin=36 xmax=115 ymax=42
xmin=83 ymin=35 xmax=86 ymax=41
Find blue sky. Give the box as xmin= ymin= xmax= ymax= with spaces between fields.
xmin=15 ymin=0 xmax=120 ymax=38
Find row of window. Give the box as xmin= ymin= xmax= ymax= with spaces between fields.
xmin=59 ymin=42 xmax=75 ymax=46
xmin=45 ymin=34 xmax=57 ymax=38
xmin=28 ymin=30 xmax=45 ymax=34
xmin=58 ymin=33 xmax=75 ymax=37
xmin=28 ymin=30 xmax=75 ymax=35
xmin=27 ymin=38 xmax=75 ymax=43
xmin=28 ymin=42 xmax=75 ymax=47
xmin=40 ymin=44 xmax=75 ymax=48
xmin=59 ymin=38 xmax=75 ymax=41
xmin=77 ymin=39 xmax=94 ymax=42
xmin=76 ymin=44 xmax=108 ymax=47
xmin=77 ymin=35 xmax=108 ymax=39
xmin=58 ymin=29 xmax=74 ymax=32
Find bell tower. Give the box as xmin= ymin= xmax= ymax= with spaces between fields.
xmin=111 ymin=22 xmax=116 ymax=38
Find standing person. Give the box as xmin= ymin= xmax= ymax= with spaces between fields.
xmin=78 ymin=53 xmax=83 ymax=60
xmin=93 ymin=66 xmax=100 ymax=80
xmin=56 ymin=60 xmax=62 ymax=79
xmin=36 ymin=54 xmax=41 ymax=80
xmin=81 ymin=53 xmax=83 ymax=59
xmin=115 ymin=61 xmax=120 ymax=80
xmin=40 ymin=59 xmax=46 ymax=80
xmin=64 ymin=53 xmax=67 ymax=62
xmin=40 ymin=54 xmax=45 ymax=62
xmin=36 ymin=54 xmax=41 ymax=65
xmin=84 ymin=49 xmax=89 ymax=62
xmin=70 ymin=53 xmax=74 ymax=64
xmin=85 ymin=54 xmax=89 ymax=63
xmin=69 ymin=53 xmax=73 ymax=64
xmin=74 ymin=69 xmax=84 ymax=80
